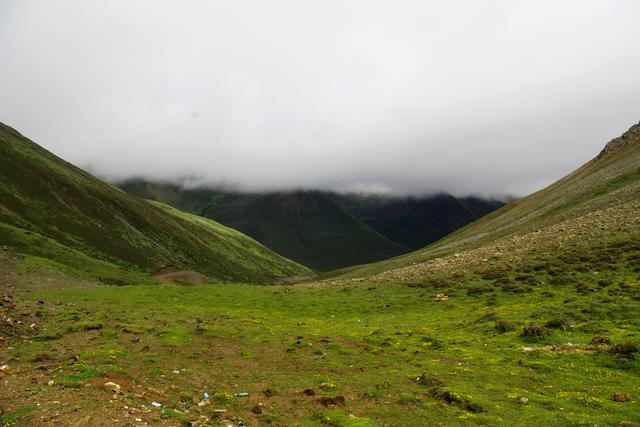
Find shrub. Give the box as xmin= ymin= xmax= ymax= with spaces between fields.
xmin=495 ymin=320 xmax=517 ymax=333
xmin=522 ymin=323 xmax=550 ymax=338
xmin=545 ymin=317 xmax=574 ymax=330
xmin=467 ymin=285 xmax=493 ymax=296
xmin=611 ymin=342 xmax=638 ymax=359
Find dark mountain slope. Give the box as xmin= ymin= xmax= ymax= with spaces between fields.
xmin=337 ymin=193 xmax=503 ymax=250
xmin=120 ymin=181 xmax=504 ymax=271
xmin=200 ymin=191 xmax=410 ymax=271
xmin=0 ymin=123 xmax=309 ymax=283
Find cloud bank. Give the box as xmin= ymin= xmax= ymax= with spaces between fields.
xmin=1 ymin=0 xmax=639 ymax=196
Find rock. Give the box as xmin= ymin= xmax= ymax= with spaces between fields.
xmin=303 ymin=388 xmax=316 ymax=396
xmin=434 ymin=294 xmax=448 ymax=301
xmin=105 ymin=381 xmax=122 ymax=394
xmin=151 ymin=401 xmax=162 ymax=407
xmin=613 ymin=392 xmax=631 ymax=402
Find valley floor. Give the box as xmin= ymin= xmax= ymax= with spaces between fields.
xmin=1 ymin=242 xmax=639 ymax=426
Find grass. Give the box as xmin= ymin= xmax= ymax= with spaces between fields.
xmin=3 ymin=246 xmax=639 ymax=425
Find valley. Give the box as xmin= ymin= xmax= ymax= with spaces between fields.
xmin=0 ymin=122 xmax=639 ymax=425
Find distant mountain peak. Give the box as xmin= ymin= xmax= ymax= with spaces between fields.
xmin=597 ymin=120 xmax=640 ymax=160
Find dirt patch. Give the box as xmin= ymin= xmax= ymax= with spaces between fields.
xmin=152 ymin=269 xmax=209 ymax=285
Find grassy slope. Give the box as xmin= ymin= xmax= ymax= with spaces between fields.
xmin=330 ymin=122 xmax=640 ymax=280
xmin=118 ymin=183 xmax=504 ymax=271
xmin=200 ymin=191 xmax=410 ymax=272
xmin=0 ymin=123 xmax=309 ymax=283
xmin=118 ymin=183 xmax=410 ymax=271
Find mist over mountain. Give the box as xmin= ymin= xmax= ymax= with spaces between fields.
xmin=119 ymin=179 xmax=504 ymax=270
xmin=2 ymin=1 xmax=640 ymax=196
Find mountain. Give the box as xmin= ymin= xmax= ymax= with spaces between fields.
xmin=330 ymin=121 xmax=640 ymax=281
xmin=0 ymin=123 xmax=310 ymax=283
xmin=335 ymin=193 xmax=504 ymax=250
xmin=119 ymin=181 xmax=504 ymax=271
xmin=118 ymin=183 xmax=411 ymax=271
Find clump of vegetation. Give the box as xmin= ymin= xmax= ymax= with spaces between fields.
xmin=611 ymin=342 xmax=638 ymax=359
xmin=481 ymin=268 xmax=509 ymax=281
xmin=467 ymin=285 xmax=493 ymax=296
xmin=521 ymin=323 xmax=550 ymax=339
xmin=495 ymin=320 xmax=517 ymax=333
xmin=545 ymin=317 xmax=574 ymax=330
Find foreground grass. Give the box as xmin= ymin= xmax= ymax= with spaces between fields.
xmin=2 ymin=259 xmax=639 ymax=426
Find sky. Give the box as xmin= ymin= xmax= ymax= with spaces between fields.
xmin=1 ymin=1 xmax=639 ymax=197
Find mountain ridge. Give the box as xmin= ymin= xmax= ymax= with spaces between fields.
xmin=119 ymin=181 xmax=504 ymax=270
xmin=0 ymin=122 xmax=310 ymax=283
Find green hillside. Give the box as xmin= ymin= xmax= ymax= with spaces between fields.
xmin=0 ymin=123 xmax=309 ymax=283
xmin=119 ymin=183 xmax=503 ymax=271
xmin=200 ymin=191 xmax=410 ymax=272
xmin=118 ymin=184 xmax=411 ymax=271
xmin=330 ymin=121 xmax=640 ymax=280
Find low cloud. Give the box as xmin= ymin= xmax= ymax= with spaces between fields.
xmin=1 ymin=0 xmax=639 ymax=196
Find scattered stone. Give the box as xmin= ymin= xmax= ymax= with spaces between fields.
xmin=47 ymin=380 xmax=54 ymax=386
xmin=151 ymin=401 xmax=162 ymax=407
xmin=519 ymin=397 xmax=529 ymax=404
xmin=613 ymin=392 xmax=631 ymax=402
xmin=105 ymin=382 xmax=122 ymax=394
xmin=434 ymin=294 xmax=448 ymax=301
xmin=319 ymin=382 xmax=336 ymax=390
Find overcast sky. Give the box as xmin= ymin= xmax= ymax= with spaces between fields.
xmin=1 ymin=1 xmax=639 ymax=196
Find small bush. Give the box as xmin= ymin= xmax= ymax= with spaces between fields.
xmin=522 ymin=323 xmax=550 ymax=338
xmin=495 ymin=320 xmax=517 ymax=333
xmin=481 ymin=268 xmax=509 ymax=280
xmin=467 ymin=285 xmax=493 ymax=296
xmin=545 ymin=317 xmax=574 ymax=330
xmin=611 ymin=342 xmax=638 ymax=359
